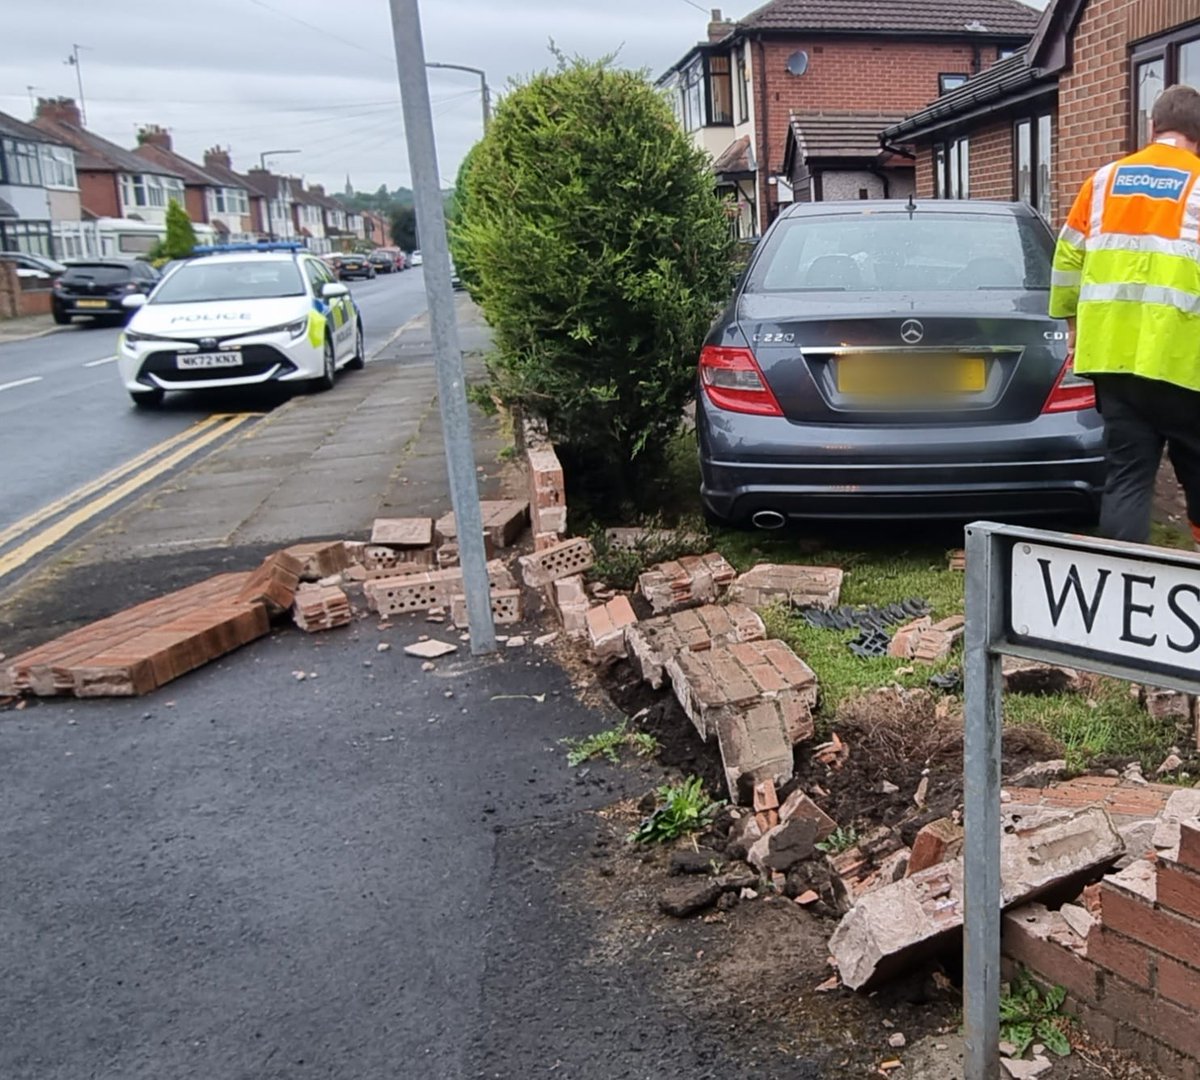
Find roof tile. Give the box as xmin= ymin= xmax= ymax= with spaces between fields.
xmin=739 ymin=0 xmax=1039 ymax=36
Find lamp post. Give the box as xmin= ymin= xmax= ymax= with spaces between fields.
xmin=259 ymin=149 xmax=301 ymax=241
xmin=425 ymin=62 xmax=491 ymax=131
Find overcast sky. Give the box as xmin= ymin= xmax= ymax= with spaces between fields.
xmin=2 ymin=0 xmax=1047 ymax=195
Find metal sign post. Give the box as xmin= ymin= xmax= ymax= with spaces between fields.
xmin=388 ymin=0 xmax=496 ymax=655
xmin=962 ymin=521 xmax=1200 ymax=1079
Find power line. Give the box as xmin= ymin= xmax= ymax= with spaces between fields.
xmin=247 ymin=0 xmax=393 ymax=63
xmin=678 ymin=0 xmax=708 ymax=11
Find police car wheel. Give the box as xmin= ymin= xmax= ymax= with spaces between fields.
xmin=312 ymin=335 xmax=337 ymax=392
xmin=346 ymin=321 xmax=366 ymax=371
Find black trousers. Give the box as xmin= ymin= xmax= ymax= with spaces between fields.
xmin=1093 ymin=373 xmax=1200 ymax=544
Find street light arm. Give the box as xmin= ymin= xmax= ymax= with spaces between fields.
xmin=425 ymin=62 xmax=491 ymax=130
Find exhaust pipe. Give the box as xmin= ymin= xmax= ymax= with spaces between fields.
xmin=751 ymin=509 xmax=786 ymax=530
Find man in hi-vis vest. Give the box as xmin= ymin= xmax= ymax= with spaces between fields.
xmin=1050 ymin=83 xmax=1200 ymax=547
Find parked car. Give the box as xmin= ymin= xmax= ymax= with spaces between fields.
xmin=367 ymin=250 xmax=396 ymax=274
xmin=409 ymin=250 xmax=423 ymax=267
xmin=0 ymin=251 xmax=67 ymax=281
xmin=333 ymin=252 xmax=374 ymax=281
xmin=117 ymin=245 xmax=364 ymax=408
xmin=696 ymin=199 xmax=1104 ymax=528
xmin=52 ymin=259 xmax=160 ymax=326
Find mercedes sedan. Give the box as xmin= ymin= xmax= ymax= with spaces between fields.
xmin=697 ymin=200 xmax=1104 ymax=528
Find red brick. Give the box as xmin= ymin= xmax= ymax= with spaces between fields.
xmin=518 ymin=537 xmax=594 ymax=588
xmin=1180 ymin=822 xmax=1200 ymax=876
xmin=1158 ymin=953 xmax=1200 ymax=1012
xmin=1002 ymin=915 xmax=1100 ymax=1004
xmin=1159 ymin=861 xmax=1200 ymax=923
xmin=1085 ymin=927 xmax=1152 ymax=988
xmin=1103 ymin=974 xmax=1200 ymax=1063
xmin=906 ymin=818 xmax=964 ymax=876
xmin=1101 ymin=882 xmax=1200 ymax=971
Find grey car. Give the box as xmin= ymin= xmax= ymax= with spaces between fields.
xmin=697 ymin=200 xmax=1104 ymax=528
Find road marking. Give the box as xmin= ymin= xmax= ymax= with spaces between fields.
xmin=0 ymin=376 xmax=43 ymax=393
xmin=83 ymin=355 xmax=118 ymax=367
xmin=0 ymin=414 xmax=256 ymax=581
xmin=0 ymin=415 xmax=228 ymax=551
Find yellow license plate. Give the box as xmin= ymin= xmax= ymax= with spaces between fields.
xmin=836 ymin=356 xmax=986 ymax=395
xmin=76 ymin=299 xmax=108 ymax=309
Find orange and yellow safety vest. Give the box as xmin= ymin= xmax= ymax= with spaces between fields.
xmin=1050 ymin=140 xmax=1200 ymax=393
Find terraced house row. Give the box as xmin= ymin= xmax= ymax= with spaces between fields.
xmin=0 ymin=97 xmax=389 ymax=261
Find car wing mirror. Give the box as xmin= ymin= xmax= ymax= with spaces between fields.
xmin=321 ymin=282 xmax=350 ymax=299
xmin=121 ymin=293 xmax=148 ymax=310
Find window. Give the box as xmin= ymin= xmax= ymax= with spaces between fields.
xmin=708 ymin=54 xmax=733 ymax=126
xmin=152 ymin=260 xmax=306 ymax=303
xmin=39 ymin=145 xmax=76 ymax=189
xmin=0 ymin=220 xmax=53 ymax=256
xmin=745 ymin=211 xmax=1053 ymax=294
xmin=1014 ymin=113 xmax=1053 ymax=218
xmin=121 ymin=174 xmax=148 ymax=208
xmin=735 ymin=47 xmax=749 ymax=123
xmin=939 ymin=73 xmax=968 ymax=95
xmin=1 ymin=139 xmax=43 ymax=186
xmin=934 ymin=137 xmax=970 ymax=198
xmin=681 ymin=59 xmax=705 ymax=132
xmin=1131 ymin=26 xmax=1200 ymax=147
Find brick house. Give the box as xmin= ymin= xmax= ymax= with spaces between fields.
xmin=882 ymin=0 xmax=1200 ymax=227
xmin=201 ymin=147 xmax=266 ymax=240
xmin=245 ymin=168 xmax=298 ymax=242
xmin=133 ymin=128 xmax=255 ymax=243
xmin=0 ymin=110 xmax=86 ymax=259
xmin=659 ymin=1 xmax=1039 ymax=236
xmin=32 ymin=98 xmax=185 ymax=231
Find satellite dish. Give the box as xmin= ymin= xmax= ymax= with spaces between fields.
xmin=786 ymin=50 xmax=809 ymax=76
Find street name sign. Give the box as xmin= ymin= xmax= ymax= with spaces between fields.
xmin=962 ymin=523 xmax=1200 ymax=1080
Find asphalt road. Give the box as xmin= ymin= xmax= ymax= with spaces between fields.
xmin=0 ymin=621 xmax=788 ymax=1080
xmin=0 ymin=269 xmax=427 ymax=568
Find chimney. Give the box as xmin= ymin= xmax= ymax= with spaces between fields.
xmin=708 ymin=7 xmax=734 ymax=42
xmin=137 ymin=124 xmax=172 ymax=150
xmin=310 ymin=184 xmax=325 ymax=196
xmin=204 ymin=146 xmax=232 ymax=169
xmin=36 ymin=96 xmax=82 ymax=128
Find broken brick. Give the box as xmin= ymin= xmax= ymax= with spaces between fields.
xmin=748 ymin=818 xmax=823 ymax=874
xmin=906 ymin=817 xmax=964 ymax=876
xmin=362 ymin=543 xmax=434 ymax=572
xmin=518 ymin=537 xmax=594 ymax=588
xmin=292 ymin=585 xmax=352 ymax=632
xmin=830 ymin=806 xmax=1123 ymax=990
xmin=888 ymin=616 xmax=932 ymax=659
xmin=546 ymin=574 xmax=589 ymax=637
xmin=285 ymin=540 xmax=351 ymax=582
xmin=435 ymin=500 xmax=529 ymax=548
xmin=729 ymin=563 xmax=844 ymax=610
xmin=626 ymin=602 xmax=765 ymax=690
xmin=363 ymin=561 xmax=515 ymax=616
xmin=527 ymin=445 xmax=566 ymax=537
xmin=779 ymin=789 xmax=837 ymax=842
xmin=237 ymin=549 xmax=305 ymax=614
xmin=449 ymin=589 xmax=522 ymax=627
xmin=637 ymin=553 xmax=737 ymax=614
xmin=370 ymin=517 xmax=433 ymax=548
xmin=585 ymin=595 xmax=637 ymax=662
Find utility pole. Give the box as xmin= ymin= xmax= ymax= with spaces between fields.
xmin=389 ymin=0 xmax=496 ymax=655
xmin=65 ymin=44 xmax=88 ymax=124
xmin=425 ymin=61 xmax=491 ymax=132
xmin=259 ymin=149 xmax=300 ymax=242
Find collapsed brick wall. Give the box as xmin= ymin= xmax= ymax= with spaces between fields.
xmin=1003 ymin=822 xmax=1200 ymax=1079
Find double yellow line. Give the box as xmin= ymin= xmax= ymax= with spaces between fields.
xmin=0 ymin=413 xmax=257 ymax=581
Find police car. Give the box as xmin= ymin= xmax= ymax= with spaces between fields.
xmin=117 ymin=243 xmax=364 ymax=408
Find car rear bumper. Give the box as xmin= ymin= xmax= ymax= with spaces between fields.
xmin=54 ymin=297 xmax=124 ymax=316
xmin=697 ymin=402 xmax=1106 ymax=523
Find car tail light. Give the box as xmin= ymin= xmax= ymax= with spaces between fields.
xmin=699 ymin=346 xmax=783 ymax=416
xmin=1042 ymin=351 xmax=1096 ymax=413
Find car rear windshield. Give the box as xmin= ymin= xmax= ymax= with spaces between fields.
xmin=61 ymin=265 xmax=133 ymax=285
xmin=150 ymin=260 xmax=305 ymax=303
xmin=745 ymin=212 xmax=1054 ymax=294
